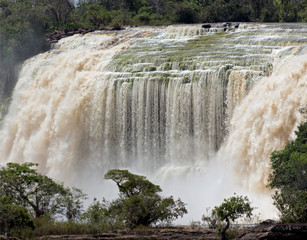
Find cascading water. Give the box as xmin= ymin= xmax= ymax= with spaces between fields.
xmin=0 ymin=23 xmax=307 ymax=222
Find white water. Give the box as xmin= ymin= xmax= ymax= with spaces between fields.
xmin=0 ymin=23 xmax=307 ymax=223
xmin=224 ymin=53 xmax=307 ymax=191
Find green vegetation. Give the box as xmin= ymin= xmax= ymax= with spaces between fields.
xmin=0 ymin=162 xmax=86 ymax=219
xmin=268 ymin=122 xmax=307 ymax=223
xmin=0 ymin=196 xmax=35 ymax=236
xmin=104 ymin=169 xmax=187 ymax=228
xmin=0 ymin=164 xmax=187 ymax=237
xmin=209 ymin=194 xmax=254 ymax=240
xmin=82 ymin=197 xmax=124 ymax=231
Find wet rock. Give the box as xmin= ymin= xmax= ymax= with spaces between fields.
xmin=111 ymin=25 xmax=124 ymax=31
xmin=202 ymin=24 xmax=212 ymax=29
xmin=260 ymin=219 xmax=278 ymax=225
xmin=45 ymin=27 xmax=125 ymax=43
xmin=223 ymin=22 xmax=232 ymax=28
xmin=220 ymin=22 xmax=239 ymax=31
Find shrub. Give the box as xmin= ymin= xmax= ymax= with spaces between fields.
xmin=104 ymin=169 xmax=187 ymax=228
xmin=211 ymin=194 xmax=254 ymax=240
xmin=268 ymin=122 xmax=307 ymax=223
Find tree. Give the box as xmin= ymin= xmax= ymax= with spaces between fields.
xmin=212 ymin=194 xmax=254 ymax=240
xmin=268 ymin=122 xmax=307 ymax=223
xmin=104 ymin=169 xmax=187 ymax=228
xmin=83 ymin=198 xmax=109 ymax=224
xmin=82 ymin=198 xmax=123 ymax=230
xmin=298 ymin=0 xmax=307 ymax=21
xmin=81 ymin=4 xmax=111 ymax=28
xmin=61 ymin=187 xmax=88 ymax=221
xmin=0 ymin=162 xmax=86 ymax=220
xmin=273 ymin=0 xmax=301 ymax=22
xmin=0 ymin=0 xmax=49 ymax=97
xmin=0 ymin=196 xmax=35 ymax=236
xmin=0 ymin=162 xmax=66 ymax=218
xmin=45 ymin=0 xmax=75 ymax=25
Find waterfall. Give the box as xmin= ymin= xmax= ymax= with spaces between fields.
xmin=223 ymin=52 xmax=307 ymax=191
xmin=0 ymin=23 xmax=307 ymax=222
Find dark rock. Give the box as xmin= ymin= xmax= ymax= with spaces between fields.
xmin=45 ymin=27 xmax=125 ymax=44
xmin=202 ymin=24 xmax=212 ymax=29
xmin=271 ymin=224 xmax=290 ymax=232
xmin=224 ymin=22 xmax=232 ymax=27
xmin=240 ymin=223 xmax=307 ymax=240
xmin=260 ymin=219 xmax=278 ymax=225
xmin=111 ymin=25 xmax=124 ymax=31
xmin=219 ymin=22 xmax=239 ymax=31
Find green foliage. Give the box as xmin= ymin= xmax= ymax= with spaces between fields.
xmin=61 ymin=187 xmax=88 ymax=221
xmin=82 ymin=198 xmax=109 ymax=224
xmin=212 ymin=194 xmax=254 ymax=240
xmin=213 ymin=194 xmax=254 ymax=222
xmin=29 ymin=215 xmax=105 ymax=237
xmin=0 ymin=0 xmax=49 ymax=96
xmin=104 ymin=169 xmax=162 ymax=198
xmin=268 ymin=122 xmax=307 ymax=223
xmin=73 ymin=3 xmax=111 ymax=28
xmin=0 ymin=162 xmax=86 ymax=220
xmin=82 ymin=198 xmax=124 ymax=231
xmin=273 ymin=0 xmax=300 ymax=22
xmin=0 ymin=196 xmax=35 ymax=236
xmin=298 ymin=0 xmax=307 ymax=21
xmin=104 ymin=169 xmax=187 ymax=228
xmin=0 ymin=162 xmax=65 ymax=218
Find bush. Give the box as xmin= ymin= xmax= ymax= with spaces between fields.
xmin=104 ymin=169 xmax=187 ymax=228
xmin=268 ymin=122 xmax=307 ymax=223
xmin=211 ymin=194 xmax=254 ymax=240
xmin=82 ymin=198 xmax=124 ymax=231
xmin=0 ymin=162 xmax=86 ymax=220
xmin=0 ymin=197 xmax=35 ymax=236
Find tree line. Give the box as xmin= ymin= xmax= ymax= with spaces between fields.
xmin=1 ymin=0 xmax=307 ymax=99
